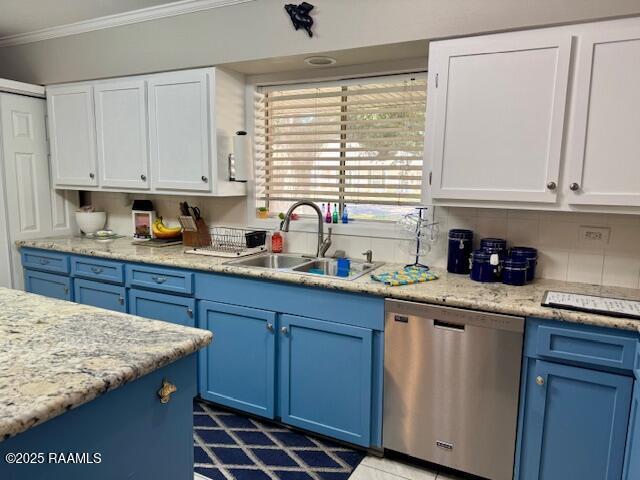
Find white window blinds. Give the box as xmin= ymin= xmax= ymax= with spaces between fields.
xmin=254 ymin=74 xmax=427 ymax=209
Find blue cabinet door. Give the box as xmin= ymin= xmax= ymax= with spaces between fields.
xmin=198 ymin=301 xmax=276 ymax=418
xmin=129 ymin=289 xmax=195 ymax=328
xmin=624 ymin=371 xmax=640 ymax=480
xmin=279 ymin=314 xmax=372 ymax=447
xmin=24 ymin=270 xmax=72 ymax=301
xmin=74 ymin=278 xmax=127 ymax=313
xmin=519 ymin=359 xmax=633 ymax=480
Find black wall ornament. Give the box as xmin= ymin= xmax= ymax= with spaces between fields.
xmin=285 ymin=2 xmax=315 ymax=37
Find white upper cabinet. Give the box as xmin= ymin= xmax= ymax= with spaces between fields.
xmin=94 ymin=79 xmax=149 ymax=189
xmin=45 ymin=67 xmax=246 ymax=196
xmin=47 ymin=84 xmax=98 ymax=187
xmin=427 ymin=30 xmax=572 ymax=204
xmin=566 ymin=23 xmax=640 ymax=207
xmin=148 ymin=69 xmax=211 ymax=192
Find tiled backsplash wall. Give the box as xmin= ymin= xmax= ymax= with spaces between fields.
xmin=90 ymin=192 xmax=640 ymax=288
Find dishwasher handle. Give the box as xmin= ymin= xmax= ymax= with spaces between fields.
xmin=433 ymin=319 xmax=466 ymax=332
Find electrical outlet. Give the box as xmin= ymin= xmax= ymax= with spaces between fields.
xmin=579 ymin=226 xmax=610 ymax=248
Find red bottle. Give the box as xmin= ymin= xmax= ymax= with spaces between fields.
xmin=271 ymin=231 xmax=283 ymax=253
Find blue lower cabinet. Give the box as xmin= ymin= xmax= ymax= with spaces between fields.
xmin=74 ymin=278 xmax=127 ymax=313
xmin=0 ymin=354 xmax=197 ymax=480
xmin=518 ymin=359 xmax=633 ymax=480
xmin=198 ymin=301 xmax=276 ymax=418
xmin=624 ymin=372 xmax=640 ymax=480
xmin=24 ymin=270 xmax=72 ymax=301
xmin=279 ymin=314 xmax=373 ymax=447
xmin=128 ymin=288 xmax=195 ymax=328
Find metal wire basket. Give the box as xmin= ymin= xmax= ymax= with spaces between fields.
xmin=185 ymin=226 xmax=267 ymax=257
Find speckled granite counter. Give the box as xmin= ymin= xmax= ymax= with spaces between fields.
xmin=0 ymin=287 xmax=212 ymax=442
xmin=17 ymin=236 xmax=640 ymax=333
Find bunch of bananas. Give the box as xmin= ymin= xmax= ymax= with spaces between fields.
xmin=152 ymin=217 xmax=182 ymax=239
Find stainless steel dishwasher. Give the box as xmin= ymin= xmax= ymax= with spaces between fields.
xmin=383 ymin=299 xmax=524 ymax=480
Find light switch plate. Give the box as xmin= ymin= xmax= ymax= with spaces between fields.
xmin=579 ymin=226 xmax=610 ymax=248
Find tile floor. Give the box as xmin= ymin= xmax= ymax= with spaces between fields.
xmin=349 ymin=456 xmax=463 ymax=480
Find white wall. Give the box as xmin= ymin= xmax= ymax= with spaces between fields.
xmin=90 ymin=192 xmax=640 ymax=288
xmin=0 ymin=0 xmax=639 ymax=84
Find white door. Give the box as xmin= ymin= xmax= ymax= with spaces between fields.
xmin=427 ymin=30 xmax=572 ymax=203
xmin=0 ymin=152 xmax=12 ymax=289
xmin=95 ymin=79 xmax=150 ymax=189
xmin=148 ymin=70 xmax=211 ymax=192
xmin=0 ymin=93 xmax=76 ymax=289
xmin=47 ymin=84 xmax=98 ymax=187
xmin=566 ymin=24 xmax=640 ymax=206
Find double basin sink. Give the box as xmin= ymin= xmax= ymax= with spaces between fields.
xmin=226 ymin=253 xmax=383 ymax=281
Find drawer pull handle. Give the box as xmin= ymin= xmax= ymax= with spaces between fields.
xmin=186 ymin=308 xmax=193 ymax=317
xmin=536 ymin=376 xmax=545 ymax=386
xmin=152 ymin=276 xmax=167 ymax=284
xmin=64 ymin=287 xmax=69 ymax=295
xmin=118 ymin=297 xmax=125 ymax=305
xmin=39 ymin=259 xmax=50 ymax=265
xmin=157 ymin=379 xmax=177 ymax=404
xmin=91 ymin=266 xmax=104 ymax=274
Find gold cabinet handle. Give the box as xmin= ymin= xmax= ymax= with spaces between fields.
xmin=157 ymin=379 xmax=177 ymax=404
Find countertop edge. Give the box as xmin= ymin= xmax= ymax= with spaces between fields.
xmin=16 ymin=240 xmax=640 ymax=333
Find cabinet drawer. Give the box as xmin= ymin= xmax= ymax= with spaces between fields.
xmin=24 ymin=270 xmax=73 ymax=302
xmin=21 ymin=249 xmax=70 ymax=274
xmin=126 ymin=264 xmax=193 ymax=295
xmin=74 ymin=278 xmax=127 ymax=312
xmin=129 ymin=289 xmax=196 ymax=328
xmin=527 ymin=319 xmax=638 ymax=373
xmin=71 ymin=256 xmax=124 ymax=285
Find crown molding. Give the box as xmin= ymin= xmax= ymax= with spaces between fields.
xmin=0 ymin=0 xmax=256 ymax=48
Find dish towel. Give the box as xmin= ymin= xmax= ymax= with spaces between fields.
xmin=371 ymin=267 xmax=439 ymax=286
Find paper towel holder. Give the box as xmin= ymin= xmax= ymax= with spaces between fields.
xmin=228 ymin=130 xmax=250 ymax=182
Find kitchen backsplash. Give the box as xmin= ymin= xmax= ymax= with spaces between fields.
xmin=89 ymin=192 xmax=640 ymax=289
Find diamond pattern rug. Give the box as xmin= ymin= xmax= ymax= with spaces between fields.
xmin=194 ymin=400 xmax=365 ymax=480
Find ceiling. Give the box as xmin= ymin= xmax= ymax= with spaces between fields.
xmin=0 ymin=0 xmax=178 ymax=37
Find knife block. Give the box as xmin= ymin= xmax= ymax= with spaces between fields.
xmin=182 ymin=218 xmax=211 ymax=248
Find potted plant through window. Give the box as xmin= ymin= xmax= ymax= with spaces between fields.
xmin=257 ymin=207 xmax=270 ymax=219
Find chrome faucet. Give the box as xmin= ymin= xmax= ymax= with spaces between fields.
xmin=281 ymin=200 xmax=332 ymax=257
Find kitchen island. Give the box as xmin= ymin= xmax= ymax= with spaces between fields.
xmin=0 ymin=287 xmax=212 ymax=480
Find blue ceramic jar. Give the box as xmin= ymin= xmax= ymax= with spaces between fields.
xmin=510 ymin=246 xmax=538 ymax=281
xmin=479 ymin=237 xmax=507 ymax=280
xmin=502 ymin=257 xmax=528 ymax=286
xmin=447 ymin=229 xmax=474 ymax=274
xmin=470 ymin=250 xmax=499 ymax=282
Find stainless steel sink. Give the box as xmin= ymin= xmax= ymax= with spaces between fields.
xmin=291 ymin=258 xmax=383 ymax=281
xmin=226 ymin=253 xmax=312 ymax=270
xmin=225 ymin=253 xmax=384 ymax=281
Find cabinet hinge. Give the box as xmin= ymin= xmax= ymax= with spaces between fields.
xmin=44 ymin=115 xmax=49 ymax=142
xmin=429 ymin=171 xmax=433 ymax=185
xmin=435 ymin=73 xmax=439 ymax=88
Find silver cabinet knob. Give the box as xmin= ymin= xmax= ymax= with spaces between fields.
xmin=281 ymin=326 xmax=289 ymax=335
xmin=118 ymin=297 xmax=125 ymax=305
xmin=266 ymin=322 xmax=274 ymax=332
xmin=186 ymin=308 xmax=193 ymax=318
xmin=141 ymin=174 xmax=147 ymax=181
xmin=89 ymin=172 xmax=95 ymax=179
xmin=201 ymin=176 xmax=208 ymax=183
xmin=546 ymin=181 xmax=557 ymax=190
xmin=536 ymin=376 xmax=545 ymax=386
xmin=569 ymin=182 xmax=580 ymax=191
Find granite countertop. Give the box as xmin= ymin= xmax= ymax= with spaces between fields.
xmin=0 ymin=287 xmax=212 ymax=442
xmin=17 ymin=236 xmax=640 ymax=333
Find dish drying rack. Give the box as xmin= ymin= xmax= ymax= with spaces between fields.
xmin=184 ymin=226 xmax=267 ymax=258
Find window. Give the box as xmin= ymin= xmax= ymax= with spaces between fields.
xmin=254 ymin=74 xmax=427 ymax=221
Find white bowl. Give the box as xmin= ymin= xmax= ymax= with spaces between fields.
xmin=76 ymin=211 xmax=107 ymax=234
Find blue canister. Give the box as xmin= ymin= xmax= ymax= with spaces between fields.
xmin=470 ymin=250 xmax=499 ymax=282
xmin=510 ymin=246 xmax=538 ymax=281
xmin=502 ymin=257 xmax=528 ymax=286
xmin=447 ymin=229 xmax=474 ymax=274
xmin=479 ymin=238 xmax=507 ymax=280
